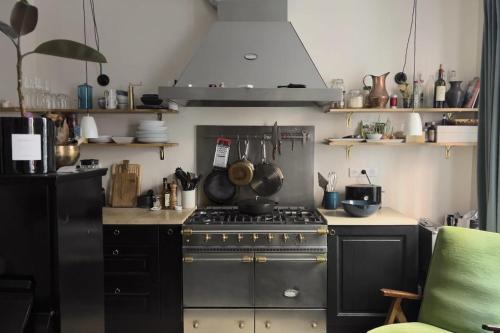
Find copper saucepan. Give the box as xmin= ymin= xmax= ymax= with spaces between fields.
xmin=228 ymin=139 xmax=254 ymax=186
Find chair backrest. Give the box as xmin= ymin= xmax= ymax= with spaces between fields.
xmin=419 ymin=227 xmax=500 ymax=333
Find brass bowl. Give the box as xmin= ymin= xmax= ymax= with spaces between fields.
xmin=55 ymin=144 xmax=80 ymax=168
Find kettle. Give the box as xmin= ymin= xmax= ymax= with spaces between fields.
xmin=363 ymin=72 xmax=390 ymax=108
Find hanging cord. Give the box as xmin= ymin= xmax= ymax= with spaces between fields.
xmin=89 ymin=0 xmax=102 ymax=73
xmin=82 ymin=0 xmax=88 ymax=84
xmin=412 ymin=0 xmax=418 ymax=111
xmin=401 ymin=0 xmax=417 ymax=74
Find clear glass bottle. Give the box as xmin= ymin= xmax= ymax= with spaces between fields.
xmin=412 ymin=80 xmax=422 ymax=108
xmin=331 ymin=79 xmax=345 ymax=109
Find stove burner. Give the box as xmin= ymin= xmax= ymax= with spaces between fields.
xmin=186 ymin=206 xmax=324 ymax=225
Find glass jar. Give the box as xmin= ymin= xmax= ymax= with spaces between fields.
xmin=347 ymin=89 xmax=364 ymax=108
xmin=362 ymin=86 xmax=371 ymax=108
xmin=330 ymin=79 xmax=345 ymax=109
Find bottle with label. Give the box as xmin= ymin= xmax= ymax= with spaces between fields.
xmin=427 ymin=122 xmax=437 ymax=142
xmin=163 ymin=178 xmax=170 ymax=209
xmin=433 ymin=64 xmax=446 ymax=108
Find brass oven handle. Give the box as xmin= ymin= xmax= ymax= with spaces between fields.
xmin=254 ymin=256 xmax=327 ymax=263
xmin=183 ymin=256 xmax=255 ymax=263
xmin=255 ymin=256 xmax=267 ymax=263
xmin=241 ymin=256 xmax=254 ymax=263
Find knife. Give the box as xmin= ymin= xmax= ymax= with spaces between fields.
xmin=272 ymin=121 xmax=278 ymax=160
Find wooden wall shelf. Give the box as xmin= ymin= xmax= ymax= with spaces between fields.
xmin=325 ymin=140 xmax=476 ymax=159
xmin=326 ymin=108 xmax=478 ymax=113
xmin=81 ymin=142 xmax=179 ymax=160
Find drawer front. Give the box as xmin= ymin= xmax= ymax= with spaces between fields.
xmin=103 ymin=225 xmax=157 ymax=245
xmin=184 ymin=309 xmax=254 ymax=333
xmin=104 ymin=276 xmax=157 ymax=315
xmin=255 ymin=309 xmax=326 ymax=333
xmin=104 ymin=246 xmax=156 ymax=275
xmin=254 ymin=253 xmax=327 ymax=308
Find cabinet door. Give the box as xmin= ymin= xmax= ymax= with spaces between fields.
xmin=159 ymin=225 xmax=183 ymax=333
xmin=327 ymin=226 xmax=418 ymax=331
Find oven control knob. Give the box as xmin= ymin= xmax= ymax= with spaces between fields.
xmin=311 ymin=321 xmax=318 ymax=328
xmin=204 ymin=234 xmax=212 ymax=243
xmin=282 ymin=233 xmax=289 ymax=243
xmin=253 ymin=233 xmax=259 ymax=242
xmin=238 ymin=321 xmax=245 ymax=329
xmin=238 ymin=233 xmax=244 ymax=242
xmin=265 ymin=321 xmax=272 ymax=329
xmin=193 ymin=320 xmax=199 ymax=329
xmin=222 ymin=234 xmax=228 ymax=242
xmin=297 ymin=234 xmax=305 ymax=243
xmin=267 ymin=233 xmax=275 ymax=242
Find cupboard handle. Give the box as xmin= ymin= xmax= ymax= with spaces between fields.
xmin=114 ymin=288 xmax=121 ymax=295
xmin=311 ymin=321 xmax=318 ymax=328
xmin=113 ymin=229 xmax=120 ymax=236
xmin=193 ymin=320 xmax=199 ymax=329
xmin=167 ymin=228 xmax=174 ymax=235
xmin=112 ymin=249 xmax=119 ymax=256
xmin=238 ymin=321 xmax=245 ymax=329
xmin=265 ymin=321 xmax=272 ymax=329
xmin=329 ymin=229 xmax=336 ymax=236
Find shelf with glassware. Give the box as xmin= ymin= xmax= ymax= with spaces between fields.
xmin=81 ymin=142 xmax=179 ymax=160
xmin=326 ymin=108 xmax=479 ymax=127
xmin=325 ymin=139 xmax=476 ymax=160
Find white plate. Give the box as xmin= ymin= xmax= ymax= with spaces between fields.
xmin=139 ymin=120 xmax=165 ymax=127
xmin=137 ymin=126 xmax=168 ymax=132
xmin=366 ymin=139 xmax=404 ymax=143
xmin=88 ymin=136 xmax=112 ymax=143
xmin=137 ymin=137 xmax=169 ymax=143
xmin=328 ymin=138 xmax=365 ymax=142
xmin=136 ymin=133 xmax=169 ymax=139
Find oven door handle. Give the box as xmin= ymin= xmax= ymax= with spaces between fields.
xmin=182 ymin=228 xmax=328 ymax=235
xmin=255 ymin=255 xmax=327 ymax=263
xmin=183 ymin=255 xmax=254 ymax=263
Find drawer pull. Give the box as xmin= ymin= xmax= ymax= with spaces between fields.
xmin=114 ymin=288 xmax=121 ymax=295
xmin=255 ymin=256 xmax=267 ymax=263
xmin=238 ymin=321 xmax=245 ymax=329
xmin=193 ymin=320 xmax=199 ymax=329
xmin=112 ymin=249 xmax=119 ymax=256
xmin=311 ymin=321 xmax=318 ymax=328
xmin=167 ymin=228 xmax=174 ymax=235
xmin=284 ymin=288 xmax=299 ymax=298
xmin=113 ymin=229 xmax=120 ymax=236
xmin=265 ymin=321 xmax=272 ymax=329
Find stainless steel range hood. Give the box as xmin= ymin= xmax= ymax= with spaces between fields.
xmin=159 ymin=0 xmax=341 ymax=107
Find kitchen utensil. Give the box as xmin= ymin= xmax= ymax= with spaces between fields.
xmin=238 ymin=197 xmax=277 ymax=215
xmin=228 ymin=139 xmax=254 ymax=186
xmin=80 ymin=115 xmax=99 ymax=139
xmin=55 ymin=144 xmax=80 ymax=168
xmin=323 ymin=191 xmax=340 ymax=210
xmin=110 ymin=160 xmax=141 ymax=208
xmin=104 ymin=89 xmax=118 ymax=109
xmin=345 ymin=184 xmax=382 ymax=205
xmin=112 ymin=136 xmax=135 ymax=144
xmin=326 ymin=172 xmax=337 ymax=192
xmin=272 ymin=121 xmax=278 ymax=160
xmin=318 ymin=172 xmax=328 ymax=191
xmin=250 ymin=140 xmax=284 ymax=196
xmin=342 ymin=200 xmax=380 ymax=217
xmin=363 ymin=72 xmax=390 ymax=108
xmin=204 ymin=138 xmax=236 ymax=204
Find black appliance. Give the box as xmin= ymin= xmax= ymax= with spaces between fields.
xmin=345 ymin=184 xmax=382 ymax=205
xmin=0 ymin=169 xmax=107 ymax=333
xmin=0 ymin=117 xmax=56 ymax=175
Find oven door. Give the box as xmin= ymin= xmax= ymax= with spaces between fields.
xmin=254 ymin=253 xmax=327 ymax=308
xmin=183 ymin=252 xmax=254 ymax=307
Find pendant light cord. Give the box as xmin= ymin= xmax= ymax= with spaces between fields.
xmin=412 ymin=0 xmax=418 ymax=111
xmin=82 ymin=0 xmax=88 ymax=85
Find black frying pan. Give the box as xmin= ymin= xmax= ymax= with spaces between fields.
xmin=203 ymin=168 xmax=236 ymax=204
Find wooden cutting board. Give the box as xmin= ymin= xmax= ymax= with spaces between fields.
xmin=110 ymin=160 xmax=141 ymax=208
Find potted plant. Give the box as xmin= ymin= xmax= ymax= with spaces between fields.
xmin=0 ymin=0 xmax=106 ymax=174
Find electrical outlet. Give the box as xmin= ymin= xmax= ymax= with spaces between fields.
xmin=349 ymin=168 xmax=378 ymax=178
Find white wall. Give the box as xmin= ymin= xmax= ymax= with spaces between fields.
xmin=0 ymin=0 xmax=483 ymax=223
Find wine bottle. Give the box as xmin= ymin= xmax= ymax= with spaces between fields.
xmin=433 ymin=64 xmax=446 ymax=108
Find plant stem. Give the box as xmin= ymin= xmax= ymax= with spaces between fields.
xmin=16 ymin=39 xmax=25 ymax=118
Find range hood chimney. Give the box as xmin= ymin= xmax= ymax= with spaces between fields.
xmin=159 ymin=0 xmax=341 ymax=107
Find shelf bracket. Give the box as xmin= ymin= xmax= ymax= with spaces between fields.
xmin=345 ymin=145 xmax=354 ymax=160
xmin=160 ymin=146 xmax=165 ymax=160
xmin=157 ymin=112 xmax=163 ymax=121
xmin=346 ymin=112 xmax=353 ymax=128
xmin=445 ymin=145 xmax=453 ymax=159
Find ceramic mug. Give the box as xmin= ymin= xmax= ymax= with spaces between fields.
xmin=323 ymin=191 xmax=340 ymax=210
xmin=181 ymin=190 xmax=196 ymax=209
xmin=104 ymin=89 xmax=118 ymax=109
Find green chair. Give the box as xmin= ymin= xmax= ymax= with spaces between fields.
xmin=369 ymin=227 xmax=500 ymax=333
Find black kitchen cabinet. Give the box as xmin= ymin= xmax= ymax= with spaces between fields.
xmin=103 ymin=224 xmax=183 ymax=333
xmin=0 ymin=169 xmax=107 ymax=333
xmin=327 ymin=225 xmax=418 ymax=333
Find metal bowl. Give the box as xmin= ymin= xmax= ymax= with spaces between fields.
xmin=55 ymin=144 xmax=80 ymax=168
xmin=341 ymin=200 xmax=380 ymax=218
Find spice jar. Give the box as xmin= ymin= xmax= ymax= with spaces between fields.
xmin=362 ymin=86 xmax=371 ymax=108
xmin=347 ymin=90 xmax=363 ymax=108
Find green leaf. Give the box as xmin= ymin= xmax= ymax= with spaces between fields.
xmin=10 ymin=1 xmax=38 ymax=36
xmin=0 ymin=20 xmax=18 ymax=40
xmin=33 ymin=39 xmax=107 ymax=63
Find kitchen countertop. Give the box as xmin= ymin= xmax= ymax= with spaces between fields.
xmin=318 ymin=207 xmax=418 ymax=226
xmin=103 ymin=207 xmax=195 ymax=225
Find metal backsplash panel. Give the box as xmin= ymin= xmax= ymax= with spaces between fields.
xmin=196 ymin=125 xmax=314 ymax=208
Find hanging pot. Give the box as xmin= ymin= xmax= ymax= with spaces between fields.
xmin=228 ymin=139 xmax=254 ymax=186
xmin=250 ymin=140 xmax=283 ymax=196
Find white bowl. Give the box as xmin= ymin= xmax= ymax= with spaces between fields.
xmin=88 ymin=135 xmax=112 ymax=144
xmin=112 ymin=136 xmax=135 ymax=144
xmin=366 ymin=133 xmax=383 ymax=140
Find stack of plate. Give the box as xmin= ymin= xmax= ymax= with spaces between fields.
xmin=136 ymin=120 xmax=169 ymax=143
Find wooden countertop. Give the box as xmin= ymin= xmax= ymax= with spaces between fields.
xmin=103 ymin=207 xmax=195 ymax=225
xmin=318 ymin=207 xmax=418 ymax=226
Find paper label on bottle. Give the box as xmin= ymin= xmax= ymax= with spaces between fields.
xmin=11 ymin=134 xmax=41 ymax=161
xmin=435 ymin=86 xmax=446 ymax=102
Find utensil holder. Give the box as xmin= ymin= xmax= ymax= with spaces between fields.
xmin=182 ymin=190 xmax=196 ymax=209
xmin=323 ymin=191 xmax=340 ymax=210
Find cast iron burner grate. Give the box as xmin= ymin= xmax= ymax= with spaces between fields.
xmin=185 ymin=207 xmax=324 ymax=225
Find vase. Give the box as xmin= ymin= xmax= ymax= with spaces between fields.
xmin=363 ymin=72 xmax=390 ymax=108
xmin=445 ymin=81 xmax=465 ymax=108
xmin=0 ymin=117 xmax=56 ymax=174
